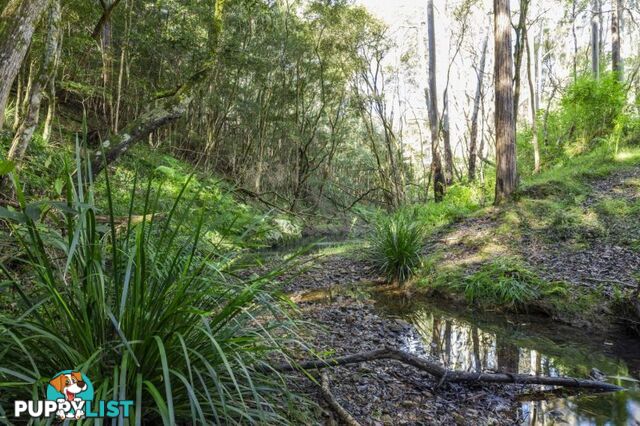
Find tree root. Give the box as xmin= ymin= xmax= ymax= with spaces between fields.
xmin=272 ymin=346 xmax=623 ymax=392
xmin=320 ymin=372 xmax=361 ymax=426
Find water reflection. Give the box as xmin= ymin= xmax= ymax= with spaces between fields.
xmin=374 ymin=294 xmax=640 ymax=426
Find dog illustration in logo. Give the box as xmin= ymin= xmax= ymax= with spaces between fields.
xmin=49 ymin=372 xmax=87 ymax=419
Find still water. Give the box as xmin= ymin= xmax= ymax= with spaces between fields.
xmin=296 ymin=283 xmax=640 ymax=425
xmin=373 ymin=292 xmax=640 ymax=426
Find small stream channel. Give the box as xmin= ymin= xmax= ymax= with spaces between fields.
xmin=296 ymin=283 xmax=640 ymax=425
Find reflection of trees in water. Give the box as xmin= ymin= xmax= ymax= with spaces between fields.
xmin=432 ymin=316 xmax=441 ymax=358
xmin=411 ymin=310 xmax=499 ymax=372
xmin=497 ymin=335 xmax=519 ymax=373
xmin=407 ymin=307 xmax=640 ymax=425
xmin=472 ymin=326 xmax=481 ymax=372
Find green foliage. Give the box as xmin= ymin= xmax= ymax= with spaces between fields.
xmin=546 ymin=206 xmax=603 ymax=242
xmin=547 ymin=206 xmax=580 ymax=240
xmin=367 ymin=183 xmax=489 ymax=285
xmin=412 ymin=184 xmax=490 ymax=230
xmin=93 ymin=146 xmax=291 ymax=249
xmin=368 ymin=210 xmax=424 ymax=283
xmin=0 ymin=158 xmax=14 ymax=175
xmin=560 ymin=72 xmax=626 ymax=146
xmin=459 ymin=258 xmax=543 ymax=308
xmin=0 ymin=164 xmax=312 ymax=423
xmin=521 ymin=145 xmax=640 ymax=199
xmin=595 ymin=198 xmax=636 ymax=217
xmin=519 ymin=73 xmax=630 ymax=175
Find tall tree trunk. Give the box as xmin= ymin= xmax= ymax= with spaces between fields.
xmin=611 ymin=0 xmax=623 ymax=79
xmin=21 ymin=59 xmax=34 ymax=117
xmin=114 ymin=0 xmax=132 ymax=133
xmin=571 ymin=0 xmax=578 ymax=82
xmin=526 ymin=29 xmax=540 ymax=173
xmin=591 ymin=0 xmax=600 ymax=79
xmin=535 ymin=28 xmax=542 ymax=112
xmin=426 ymin=0 xmax=445 ymax=202
xmin=494 ymin=0 xmax=518 ymax=204
xmin=100 ymin=1 xmax=113 ymax=87
xmin=42 ymin=29 xmax=61 ymax=143
xmin=469 ymin=32 xmax=489 ymax=182
xmin=6 ymin=0 xmax=60 ymax=166
xmin=513 ymin=0 xmax=529 ymax=126
xmin=442 ymin=89 xmax=454 ymax=185
xmin=102 ymin=1 xmax=113 ymax=127
xmin=598 ymin=0 xmax=604 ymax=59
xmin=0 ymin=0 xmax=50 ymax=130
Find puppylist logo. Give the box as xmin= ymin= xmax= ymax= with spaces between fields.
xmin=14 ymin=370 xmax=133 ymax=420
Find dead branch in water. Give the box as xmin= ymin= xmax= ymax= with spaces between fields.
xmin=271 ymin=347 xmax=623 ymax=392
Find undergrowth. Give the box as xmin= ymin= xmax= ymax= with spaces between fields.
xmin=0 ymin=153 xmax=315 ymax=424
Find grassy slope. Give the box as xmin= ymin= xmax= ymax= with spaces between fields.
xmin=0 ymin=129 xmax=303 ymax=252
xmin=414 ymin=146 xmax=640 ymax=327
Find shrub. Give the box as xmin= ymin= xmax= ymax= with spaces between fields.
xmin=368 ymin=210 xmax=424 ymax=284
xmin=559 ymin=72 xmax=625 ymax=147
xmin=0 ymin=162 xmax=311 ymax=423
xmin=526 ymin=72 xmax=627 ymax=173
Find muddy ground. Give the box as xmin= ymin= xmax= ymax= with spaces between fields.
xmin=260 ymin=167 xmax=640 ymax=425
xmin=273 ymin=254 xmax=531 ymax=425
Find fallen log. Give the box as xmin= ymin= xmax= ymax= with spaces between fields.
xmin=272 ymin=347 xmax=623 ymax=392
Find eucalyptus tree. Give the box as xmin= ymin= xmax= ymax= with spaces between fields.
xmin=468 ymin=31 xmax=488 ymax=181
xmin=352 ymin=20 xmax=406 ymax=208
xmin=525 ymin=20 xmax=540 ymax=173
xmin=591 ymin=0 xmax=600 ymax=79
xmin=612 ymin=0 xmax=623 ymax=79
xmin=0 ymin=0 xmax=51 ymax=130
xmin=513 ymin=0 xmax=530 ymax=125
xmin=494 ymin=0 xmax=518 ymax=204
xmin=166 ymin=0 xmax=380 ymax=210
xmin=88 ymin=0 xmax=229 ymax=177
xmin=425 ymin=0 xmax=445 ymax=202
xmin=5 ymin=0 xmax=60 ymax=172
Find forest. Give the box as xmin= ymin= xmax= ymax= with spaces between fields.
xmin=1 ymin=0 xmax=640 ymax=424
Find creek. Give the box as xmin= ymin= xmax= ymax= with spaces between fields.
xmin=296 ymin=282 xmax=640 ymax=425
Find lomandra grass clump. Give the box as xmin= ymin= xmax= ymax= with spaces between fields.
xmin=369 ymin=211 xmax=424 ymax=284
xmin=0 ymin=154 xmax=312 ymax=424
xmin=461 ymin=258 xmax=543 ymax=309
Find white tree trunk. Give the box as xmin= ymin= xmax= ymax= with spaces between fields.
xmin=7 ymin=0 xmax=60 ymax=164
xmin=0 ymin=0 xmax=50 ymax=130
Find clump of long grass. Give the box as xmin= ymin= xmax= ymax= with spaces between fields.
xmin=460 ymin=258 xmax=542 ymax=309
xmin=368 ymin=210 xmax=424 ymax=284
xmin=0 ymin=145 xmax=312 ymax=424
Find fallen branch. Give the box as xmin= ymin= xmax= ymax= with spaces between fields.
xmin=320 ymin=372 xmax=361 ymax=426
xmin=272 ymin=347 xmax=622 ymax=392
